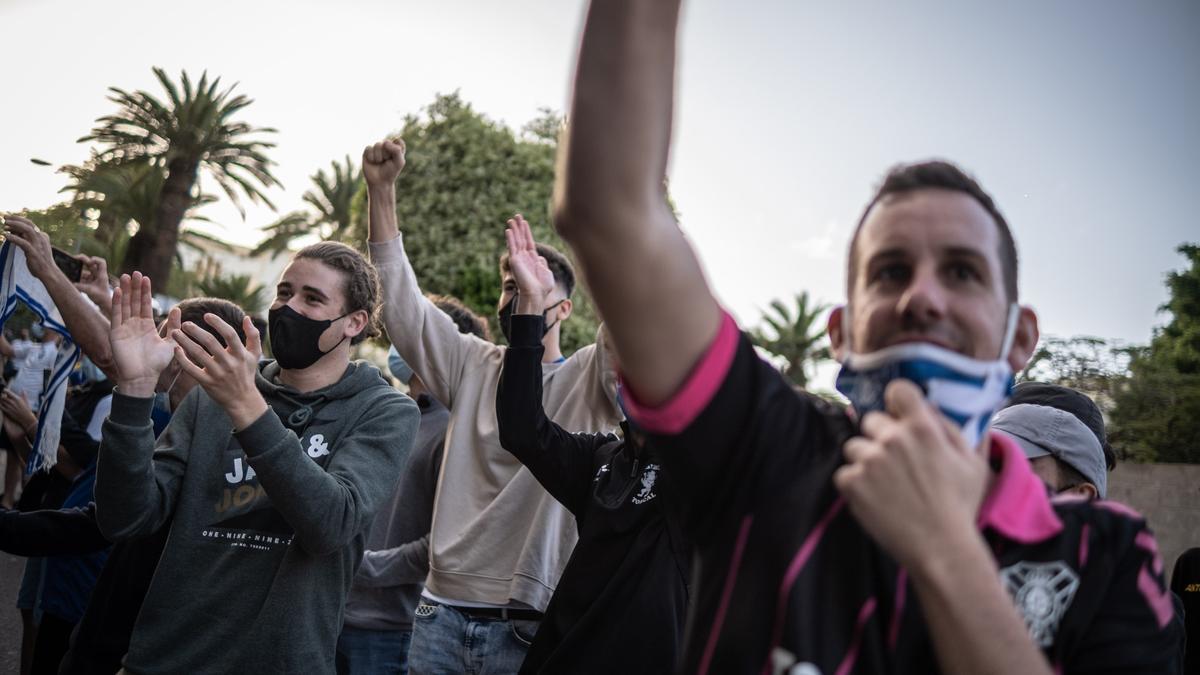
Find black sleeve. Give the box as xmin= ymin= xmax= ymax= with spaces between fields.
xmin=0 ymin=502 xmax=110 ymax=556
xmin=1066 ymin=521 xmax=1184 ymax=674
xmin=59 ymin=409 xmax=99 ymax=468
xmin=497 ymin=314 xmax=614 ymax=516
xmin=637 ymin=330 xmax=847 ymax=539
xmin=1170 ymin=548 xmax=1199 ymax=596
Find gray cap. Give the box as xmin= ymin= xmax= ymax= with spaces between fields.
xmin=992 ymin=403 xmax=1107 ymax=498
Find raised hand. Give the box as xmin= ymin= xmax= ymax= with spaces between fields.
xmin=362 ymin=138 xmax=406 ymax=189
xmin=171 ymin=313 xmax=268 ymax=430
xmin=2 ymin=214 xmax=58 ymax=281
xmin=76 ymin=254 xmax=113 ymax=313
xmin=504 ymin=214 xmax=556 ymax=313
xmin=109 ymin=272 xmax=178 ymax=397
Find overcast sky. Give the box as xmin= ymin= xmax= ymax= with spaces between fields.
xmin=2 ymin=0 xmax=1197 ymax=354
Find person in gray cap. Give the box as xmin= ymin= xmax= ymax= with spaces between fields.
xmin=991 ymin=382 xmax=1115 ymax=499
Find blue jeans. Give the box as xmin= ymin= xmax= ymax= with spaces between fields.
xmin=407 ymin=600 xmax=539 ymax=675
xmin=336 ymin=626 xmax=412 ymax=675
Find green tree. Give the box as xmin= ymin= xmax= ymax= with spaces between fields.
xmin=79 ymin=68 xmax=279 ymax=286
xmin=1110 ymin=244 xmax=1200 ymax=463
xmin=750 ymin=292 xmax=831 ymax=388
xmin=253 ymin=157 xmax=365 ymax=257
xmin=1017 ymin=335 xmax=1133 ymax=412
xmin=380 ymin=93 xmax=599 ymax=352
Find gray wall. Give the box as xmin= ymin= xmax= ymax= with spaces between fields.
xmin=1107 ymin=462 xmax=1200 ymax=577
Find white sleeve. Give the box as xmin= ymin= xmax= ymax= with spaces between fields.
xmin=86 ymin=394 xmax=114 ymax=442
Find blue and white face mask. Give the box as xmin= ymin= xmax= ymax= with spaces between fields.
xmin=835 ymin=306 xmax=1019 ymax=449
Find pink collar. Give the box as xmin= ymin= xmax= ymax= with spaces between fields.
xmin=976 ymin=432 xmax=1063 ymax=544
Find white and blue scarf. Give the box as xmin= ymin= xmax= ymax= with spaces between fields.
xmin=0 ymin=241 xmax=81 ymax=473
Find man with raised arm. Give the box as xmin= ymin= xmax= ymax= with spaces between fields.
xmin=364 ymin=139 xmax=620 ymax=672
xmin=94 ymin=242 xmax=419 ymax=674
xmin=495 ymin=216 xmax=690 ymax=674
xmin=551 ymin=1 xmax=1181 ymax=673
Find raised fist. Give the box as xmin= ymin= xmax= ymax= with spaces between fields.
xmin=363 ymin=138 xmax=406 ymax=188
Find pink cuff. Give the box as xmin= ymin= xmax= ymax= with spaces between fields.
xmin=620 ymin=312 xmax=739 ymax=435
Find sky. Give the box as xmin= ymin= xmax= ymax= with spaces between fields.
xmin=2 ymin=0 xmax=1198 ymax=361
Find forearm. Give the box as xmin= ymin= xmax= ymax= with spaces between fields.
xmin=911 ymin=533 xmax=1053 ymax=675
xmin=497 ymin=317 xmax=552 ymax=461
xmin=95 ymin=394 xmax=179 ymax=540
xmin=238 ymin=399 xmax=418 ymax=556
xmin=0 ymin=504 xmax=110 ymax=556
xmin=357 ymin=535 xmax=430 ymax=587
xmin=554 ymin=0 xmax=721 ymax=405
xmin=498 ymin=316 xmax=605 ymax=513
xmin=369 ymin=236 xmax=476 ymax=405
xmin=40 ymin=269 xmax=117 ymax=379
xmin=367 ymin=184 xmax=399 ymax=243
xmin=556 ymin=0 xmax=681 ymax=235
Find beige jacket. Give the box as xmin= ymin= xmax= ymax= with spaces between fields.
xmin=369 ymin=234 xmax=620 ymax=611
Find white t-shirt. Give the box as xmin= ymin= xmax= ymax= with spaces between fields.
xmin=12 ymin=342 xmax=58 ymax=407
xmin=85 ymin=394 xmax=114 ymax=443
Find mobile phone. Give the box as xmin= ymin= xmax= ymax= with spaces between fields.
xmin=51 ymin=247 xmax=83 ymax=283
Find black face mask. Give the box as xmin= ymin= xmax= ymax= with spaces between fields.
xmin=268 ymin=305 xmax=349 ymax=370
xmin=497 ymin=294 xmax=566 ymax=343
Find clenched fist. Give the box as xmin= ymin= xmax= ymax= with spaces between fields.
xmin=363 ymin=138 xmax=406 ymax=189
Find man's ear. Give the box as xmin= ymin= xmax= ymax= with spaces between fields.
xmin=556 ymin=297 xmax=574 ymax=322
xmin=345 ymin=309 xmax=369 ymax=340
xmin=828 ymin=305 xmax=846 ymax=361
xmin=1070 ymin=483 xmax=1099 ymax=500
xmin=1007 ymin=305 xmax=1040 ymax=372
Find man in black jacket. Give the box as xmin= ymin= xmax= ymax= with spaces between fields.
xmin=495 ymin=217 xmax=690 ymax=674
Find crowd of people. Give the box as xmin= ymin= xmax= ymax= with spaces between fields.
xmin=0 ymin=0 xmax=1196 ymax=673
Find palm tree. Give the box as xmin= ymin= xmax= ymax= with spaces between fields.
xmin=252 ymin=156 xmax=364 ymax=257
xmin=60 ymin=156 xmax=225 ymax=267
xmin=750 ymin=292 xmax=832 ymax=389
xmin=195 ymin=273 xmax=268 ymax=315
xmin=78 ymin=67 xmax=279 ymax=286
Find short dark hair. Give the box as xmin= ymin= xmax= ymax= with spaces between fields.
xmin=848 ymin=160 xmax=1019 ymax=302
xmin=175 ymin=297 xmax=248 ymax=347
xmin=500 ymin=243 xmax=576 ymax=298
xmin=428 ymin=294 xmax=491 ymax=341
xmin=293 ymin=241 xmax=381 ymax=345
xmin=1055 ymin=459 xmax=1092 ymax=492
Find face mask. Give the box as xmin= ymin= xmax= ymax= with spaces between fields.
xmin=268 ymin=305 xmax=350 ymax=370
xmin=497 ymin=294 xmax=566 ymax=343
xmin=834 ymin=305 xmax=1019 ymax=449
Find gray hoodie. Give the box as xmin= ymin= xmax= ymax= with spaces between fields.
xmin=95 ymin=360 xmax=419 ymax=674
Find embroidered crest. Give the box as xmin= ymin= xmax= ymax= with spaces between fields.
xmin=1000 ymin=560 xmax=1080 ymax=646
xmin=632 ymin=463 xmax=660 ymax=504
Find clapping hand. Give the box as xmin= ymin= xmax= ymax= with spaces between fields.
xmin=170 ymin=314 xmax=268 ymax=430
xmin=109 ymin=272 xmax=179 ymax=398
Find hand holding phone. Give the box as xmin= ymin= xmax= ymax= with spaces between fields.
xmin=52 ymin=247 xmax=83 ymax=283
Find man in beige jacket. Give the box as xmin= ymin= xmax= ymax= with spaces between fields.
xmin=363 ymin=138 xmax=621 ymax=673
